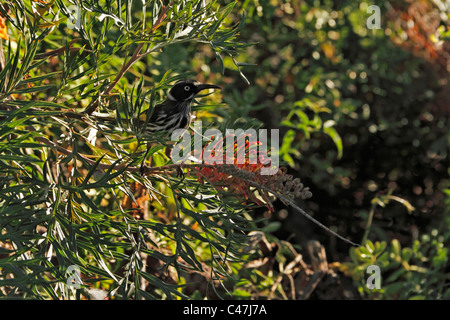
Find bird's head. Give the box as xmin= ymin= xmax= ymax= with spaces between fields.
xmin=168 ymin=80 xmax=221 ymax=102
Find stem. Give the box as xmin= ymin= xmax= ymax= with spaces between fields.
xmin=34 ymin=39 xmax=91 ymax=59
xmin=361 ymin=202 xmax=377 ymax=245
xmin=32 ymin=133 xmax=218 ymax=174
xmin=83 ymin=42 xmax=144 ymax=115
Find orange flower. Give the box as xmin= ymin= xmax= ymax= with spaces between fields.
xmin=194 ymin=134 xmax=312 ymax=212
xmin=0 ymin=14 xmax=8 ymax=40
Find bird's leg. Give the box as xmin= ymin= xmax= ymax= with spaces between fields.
xmin=176 ymin=163 xmax=185 ymax=179
xmin=164 ymin=143 xmax=184 ymax=178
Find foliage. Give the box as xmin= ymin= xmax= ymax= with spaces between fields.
xmin=339 ymin=188 xmax=449 ymax=299
xmin=0 ymin=0 xmax=311 ymax=299
xmin=342 ymin=234 xmax=449 ymax=299
xmin=1 ymin=0 xmax=449 ymax=300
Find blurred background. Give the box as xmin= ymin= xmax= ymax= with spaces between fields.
xmin=145 ymin=0 xmax=450 ymax=298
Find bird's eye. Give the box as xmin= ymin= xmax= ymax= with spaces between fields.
xmin=184 ymin=86 xmax=191 ymax=91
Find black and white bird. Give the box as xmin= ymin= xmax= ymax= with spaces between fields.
xmin=144 ymin=80 xmax=221 ymax=136
xmin=140 ymin=80 xmax=221 ymax=173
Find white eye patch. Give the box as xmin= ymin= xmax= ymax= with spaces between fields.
xmin=184 ymin=86 xmax=191 ymax=91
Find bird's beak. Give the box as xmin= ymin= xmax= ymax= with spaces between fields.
xmin=195 ymin=83 xmax=222 ymax=93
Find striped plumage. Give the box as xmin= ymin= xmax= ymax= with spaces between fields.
xmin=140 ymin=79 xmax=221 ymax=173
xmin=144 ymin=80 xmax=221 ymax=137
xmin=144 ymin=96 xmax=192 ymax=136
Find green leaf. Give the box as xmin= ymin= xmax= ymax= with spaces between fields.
xmin=323 ymin=121 xmax=343 ymax=159
xmin=262 ymin=221 xmax=281 ymax=233
xmin=10 ymin=84 xmax=56 ymax=94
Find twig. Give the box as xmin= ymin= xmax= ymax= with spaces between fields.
xmin=28 ymin=131 xmax=233 ymax=174
xmin=361 ymin=202 xmax=377 ymax=245
xmin=152 ymin=1 xmax=170 ymax=32
xmin=83 ymin=42 xmax=144 ymax=115
xmin=34 ymin=39 xmax=92 ymax=59
xmin=32 ymin=131 xmax=194 ymax=174
xmin=268 ymin=253 xmax=305 ymax=300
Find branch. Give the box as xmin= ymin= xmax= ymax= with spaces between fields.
xmin=34 ymin=39 xmax=92 ymax=59
xmin=83 ymin=42 xmax=145 ymax=115
xmin=32 ymin=132 xmax=195 ymax=174
xmin=28 ymin=126 xmax=358 ymax=246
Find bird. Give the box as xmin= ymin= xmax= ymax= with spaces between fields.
xmin=140 ymin=79 xmax=221 ymax=174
